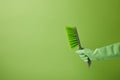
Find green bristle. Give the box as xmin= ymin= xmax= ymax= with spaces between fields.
xmin=70 ymin=42 xmax=78 ymax=46
xmin=66 ymin=26 xmax=79 ymax=48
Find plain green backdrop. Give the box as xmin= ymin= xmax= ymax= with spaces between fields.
xmin=0 ymin=0 xmax=120 ymax=80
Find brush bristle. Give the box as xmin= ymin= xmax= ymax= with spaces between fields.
xmin=66 ymin=26 xmax=78 ymax=48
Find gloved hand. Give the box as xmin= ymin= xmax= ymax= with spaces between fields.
xmin=76 ymin=42 xmax=120 ymax=62
xmin=76 ymin=48 xmax=93 ymax=62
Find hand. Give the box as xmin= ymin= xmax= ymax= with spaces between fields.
xmin=76 ymin=48 xmax=93 ymax=62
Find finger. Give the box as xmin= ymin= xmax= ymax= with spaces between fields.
xmin=81 ymin=56 xmax=88 ymax=60
xmin=79 ymin=54 xmax=86 ymax=58
xmin=76 ymin=51 xmax=85 ymax=55
xmin=84 ymin=59 xmax=88 ymax=62
xmin=75 ymin=50 xmax=84 ymax=54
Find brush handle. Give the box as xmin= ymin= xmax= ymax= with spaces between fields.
xmin=74 ymin=27 xmax=91 ymax=67
xmin=87 ymin=57 xmax=91 ymax=67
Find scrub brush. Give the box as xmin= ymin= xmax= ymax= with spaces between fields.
xmin=65 ymin=26 xmax=91 ymax=67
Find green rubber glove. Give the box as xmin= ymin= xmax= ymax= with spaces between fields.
xmin=76 ymin=42 xmax=120 ymax=62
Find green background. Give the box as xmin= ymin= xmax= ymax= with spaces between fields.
xmin=0 ymin=0 xmax=120 ymax=80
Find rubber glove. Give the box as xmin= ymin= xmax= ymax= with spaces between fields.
xmin=76 ymin=42 xmax=120 ymax=62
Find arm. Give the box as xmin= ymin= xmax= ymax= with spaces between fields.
xmin=76 ymin=42 xmax=120 ymax=62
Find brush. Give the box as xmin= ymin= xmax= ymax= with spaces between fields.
xmin=65 ymin=26 xmax=91 ymax=67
